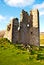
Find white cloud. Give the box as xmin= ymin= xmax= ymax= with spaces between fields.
xmin=33 ymin=2 xmax=44 ymax=16
xmin=33 ymin=2 xmax=44 ymax=9
xmin=4 ymin=0 xmax=35 ymax=7
xmin=9 ymin=16 xmax=15 ymax=20
xmin=0 ymin=15 xmax=13 ymax=22
xmin=40 ymin=11 xmax=44 ymax=16
xmin=0 ymin=15 xmax=6 ymax=22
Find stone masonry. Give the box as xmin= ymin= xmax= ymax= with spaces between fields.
xmin=4 ymin=9 xmax=40 ymax=46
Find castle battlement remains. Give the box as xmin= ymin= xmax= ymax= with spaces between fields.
xmin=4 ymin=9 xmax=40 ymax=46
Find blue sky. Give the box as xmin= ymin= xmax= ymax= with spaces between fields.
xmin=0 ymin=0 xmax=44 ymax=32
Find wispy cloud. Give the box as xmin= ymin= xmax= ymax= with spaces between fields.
xmin=33 ymin=2 xmax=44 ymax=9
xmin=0 ymin=15 xmax=15 ymax=22
xmin=0 ymin=15 xmax=14 ymax=30
xmin=0 ymin=15 xmax=6 ymax=22
xmin=9 ymin=16 xmax=15 ymax=20
xmin=4 ymin=0 xmax=35 ymax=7
xmin=40 ymin=11 xmax=44 ymax=16
xmin=33 ymin=2 xmax=44 ymax=16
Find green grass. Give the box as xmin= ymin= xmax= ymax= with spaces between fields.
xmin=40 ymin=33 xmax=44 ymax=44
xmin=40 ymin=39 xmax=44 ymax=44
xmin=0 ymin=38 xmax=44 ymax=65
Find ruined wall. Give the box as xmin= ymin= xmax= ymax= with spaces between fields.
xmin=19 ymin=10 xmax=30 ymax=45
xmin=4 ymin=20 xmax=13 ymax=41
xmin=4 ymin=9 xmax=40 ymax=46
xmin=29 ymin=9 xmax=40 ymax=46
xmin=12 ymin=18 xmax=19 ymax=43
xmin=4 ymin=18 xmax=19 ymax=43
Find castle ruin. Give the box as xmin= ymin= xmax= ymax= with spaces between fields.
xmin=4 ymin=9 xmax=40 ymax=46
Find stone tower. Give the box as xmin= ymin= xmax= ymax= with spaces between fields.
xmin=4 ymin=18 xmax=19 ymax=43
xmin=4 ymin=21 xmax=12 ymax=41
xmin=19 ymin=10 xmax=30 ymax=45
xmin=12 ymin=18 xmax=19 ymax=43
xmin=29 ymin=9 xmax=40 ymax=46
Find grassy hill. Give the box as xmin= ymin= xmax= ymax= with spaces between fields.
xmin=0 ymin=38 xmax=44 ymax=65
xmin=40 ymin=32 xmax=44 ymax=44
xmin=40 ymin=32 xmax=44 ymax=39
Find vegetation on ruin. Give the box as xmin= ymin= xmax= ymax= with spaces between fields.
xmin=0 ymin=38 xmax=44 ymax=65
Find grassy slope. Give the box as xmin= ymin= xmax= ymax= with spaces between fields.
xmin=0 ymin=38 xmax=44 ymax=65
xmin=40 ymin=32 xmax=44 ymax=44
